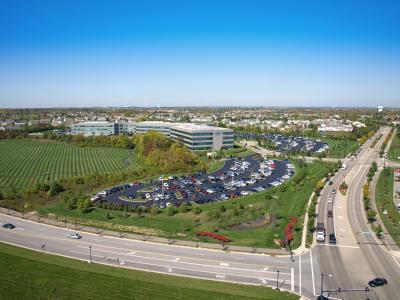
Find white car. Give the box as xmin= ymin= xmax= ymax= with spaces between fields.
xmin=316 ymin=232 xmax=325 ymax=242
xmin=241 ymin=191 xmax=250 ymax=196
xmin=67 ymin=233 xmax=82 ymax=239
xmin=206 ymin=189 xmax=214 ymax=194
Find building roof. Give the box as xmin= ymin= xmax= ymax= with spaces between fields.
xmin=171 ymin=123 xmax=232 ymax=132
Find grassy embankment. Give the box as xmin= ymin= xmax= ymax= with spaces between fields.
xmin=375 ymin=168 xmax=400 ymax=247
xmin=40 ymin=160 xmax=335 ymax=249
xmin=0 ymin=242 xmax=297 ymax=300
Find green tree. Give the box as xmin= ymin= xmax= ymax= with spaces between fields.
xmin=179 ymin=203 xmax=189 ymax=213
xmin=167 ymin=206 xmax=175 ymax=216
xmin=77 ymin=197 xmax=91 ymax=213
xmin=193 ymin=206 xmax=202 ymax=215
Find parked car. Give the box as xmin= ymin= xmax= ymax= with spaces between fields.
xmin=368 ymin=278 xmax=387 ymax=287
xmin=327 ymin=210 xmax=333 ymax=218
xmin=316 ymin=232 xmax=325 ymax=242
xmin=67 ymin=233 xmax=82 ymax=239
xmin=2 ymin=223 xmax=15 ymax=229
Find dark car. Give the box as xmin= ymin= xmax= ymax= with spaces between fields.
xmin=2 ymin=223 xmax=15 ymax=229
xmin=329 ymin=233 xmax=336 ymax=244
xmin=328 ymin=181 xmax=333 ymax=185
xmin=368 ymin=278 xmax=387 ymax=287
xmin=327 ymin=210 xmax=333 ymax=218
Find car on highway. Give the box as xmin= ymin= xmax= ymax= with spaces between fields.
xmin=329 ymin=233 xmax=336 ymax=244
xmin=327 ymin=210 xmax=333 ymax=218
xmin=67 ymin=233 xmax=82 ymax=239
xmin=328 ymin=180 xmax=333 ymax=185
xmin=331 ymin=189 xmax=336 ymax=194
xmin=2 ymin=223 xmax=15 ymax=229
xmin=368 ymin=277 xmax=387 ymax=287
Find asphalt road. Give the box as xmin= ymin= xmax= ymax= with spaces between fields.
xmin=316 ymin=127 xmax=400 ymax=300
xmin=1 ymin=213 xmax=320 ymax=298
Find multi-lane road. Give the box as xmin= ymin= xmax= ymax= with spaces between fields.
xmin=316 ymin=127 xmax=400 ymax=300
xmin=1 ymin=127 xmax=400 ymax=300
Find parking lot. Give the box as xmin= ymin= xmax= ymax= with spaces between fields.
xmin=236 ymin=133 xmax=329 ymax=153
xmin=98 ymin=156 xmax=294 ymax=208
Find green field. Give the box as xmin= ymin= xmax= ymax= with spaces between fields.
xmin=40 ymin=160 xmax=335 ymax=249
xmin=388 ymin=129 xmax=400 ymax=162
xmin=0 ymin=139 xmax=142 ymax=188
xmin=323 ymin=138 xmax=359 ymax=158
xmin=0 ymin=242 xmax=296 ymax=300
xmin=375 ymin=168 xmax=400 ymax=247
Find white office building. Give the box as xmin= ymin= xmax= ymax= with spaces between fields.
xmin=71 ymin=121 xmax=233 ymax=150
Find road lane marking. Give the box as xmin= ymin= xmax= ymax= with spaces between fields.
xmin=89 ymin=247 xmax=291 ymax=275
xmin=392 ymin=255 xmax=400 ymax=269
xmin=316 ymin=244 xmax=359 ymax=249
xmin=291 ymin=268 xmax=294 ymax=291
xmin=299 ymin=254 xmax=302 ymax=294
xmin=310 ymin=250 xmax=316 ymax=296
xmin=216 ymin=274 xmax=226 ymax=279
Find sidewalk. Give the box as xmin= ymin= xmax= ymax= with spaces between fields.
xmin=0 ymin=207 xmax=289 ymax=256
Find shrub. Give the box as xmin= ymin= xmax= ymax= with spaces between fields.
xmin=193 ymin=206 xmax=202 ymax=215
xmin=167 ymin=206 xmax=175 ymax=216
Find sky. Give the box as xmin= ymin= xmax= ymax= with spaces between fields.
xmin=0 ymin=0 xmax=399 ymax=108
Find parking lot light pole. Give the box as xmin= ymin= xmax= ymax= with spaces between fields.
xmin=161 ymin=175 xmax=164 ymax=198
xmin=320 ymin=273 xmax=332 ymax=297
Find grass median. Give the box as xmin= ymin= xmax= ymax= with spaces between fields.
xmin=375 ymin=168 xmax=400 ymax=247
xmin=0 ymin=242 xmax=297 ymax=300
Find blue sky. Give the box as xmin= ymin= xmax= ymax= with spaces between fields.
xmin=0 ymin=0 xmax=399 ymax=108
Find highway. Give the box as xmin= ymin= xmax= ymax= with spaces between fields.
xmin=0 ymin=212 xmax=319 ymax=298
xmin=1 ymin=127 xmax=400 ymax=300
xmin=316 ymin=127 xmax=400 ymax=300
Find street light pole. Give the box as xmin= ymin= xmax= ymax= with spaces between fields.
xmin=276 ymin=269 xmax=280 ymax=290
xmin=320 ymin=273 xmax=332 ymax=297
xmin=89 ymin=245 xmax=92 ymax=263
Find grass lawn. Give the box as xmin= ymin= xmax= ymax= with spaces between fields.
xmin=0 ymin=242 xmax=297 ymax=300
xmin=323 ymin=138 xmax=359 ymax=158
xmin=375 ymin=168 xmax=400 ymax=247
xmin=40 ymin=160 xmax=334 ymax=249
xmin=0 ymin=139 xmax=142 ymax=188
xmin=388 ymin=129 xmax=400 ymax=162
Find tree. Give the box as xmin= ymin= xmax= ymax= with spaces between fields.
xmin=179 ymin=203 xmax=189 ymax=213
xmin=77 ymin=197 xmax=91 ymax=213
xmin=151 ymin=206 xmax=160 ymax=215
xmin=167 ymin=206 xmax=175 ymax=216
xmin=193 ymin=206 xmax=202 ymax=215
xmin=105 ymin=212 xmax=112 ymax=220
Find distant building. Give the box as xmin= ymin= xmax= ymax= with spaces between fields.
xmin=318 ymin=122 xmax=353 ymax=133
xmin=70 ymin=121 xmax=233 ymax=150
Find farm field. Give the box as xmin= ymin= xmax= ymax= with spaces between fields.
xmin=0 ymin=139 xmax=141 ymax=188
xmin=0 ymin=242 xmax=295 ymax=300
xmin=40 ymin=160 xmax=335 ymax=249
xmin=323 ymin=138 xmax=359 ymax=158
xmin=388 ymin=129 xmax=400 ymax=162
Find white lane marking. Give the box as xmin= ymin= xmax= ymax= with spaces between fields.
xmin=168 ymin=267 xmax=172 ymax=273
xmin=299 ymin=255 xmax=302 ymax=294
xmin=216 ymin=274 xmax=226 ymax=279
xmin=339 ymin=228 xmax=345 ymax=232
xmin=333 ymin=209 xmax=337 ymax=235
xmin=220 ymin=262 xmax=229 ymax=267
xmin=70 ymin=250 xmax=102 ymax=258
xmin=263 ymin=267 xmax=269 ymax=271
xmin=86 ymin=246 xmax=290 ymax=275
xmin=128 ymin=251 xmax=135 ymax=255
xmin=338 ymin=206 xmax=342 ymax=209
xmin=316 ymin=244 xmax=359 ymax=249
xmin=175 ymin=257 xmax=180 ymax=261
xmin=291 ymin=268 xmax=294 ymax=291
xmin=392 ymin=255 xmax=400 ymax=269
xmin=310 ymin=250 xmax=316 ymax=296
xmin=337 ymin=216 xmax=343 ymax=219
